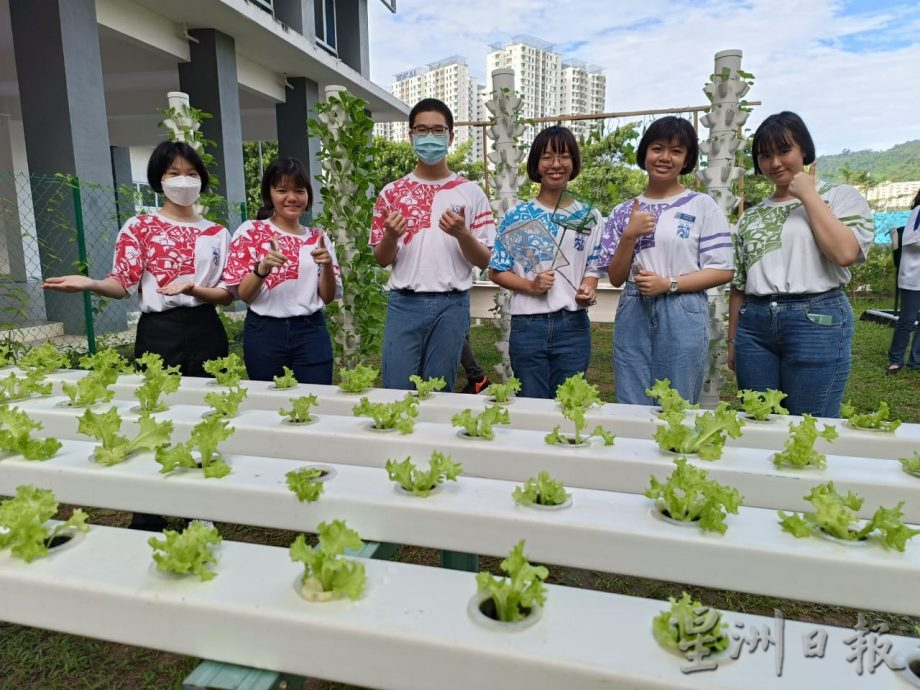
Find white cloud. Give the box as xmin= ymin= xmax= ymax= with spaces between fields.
xmin=368 ymin=0 xmax=920 ymax=155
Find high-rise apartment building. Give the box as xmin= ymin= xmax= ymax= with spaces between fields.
xmin=561 ymin=60 xmax=607 ymax=140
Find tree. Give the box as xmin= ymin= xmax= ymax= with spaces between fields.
xmin=568 ymin=123 xmax=646 ymax=215
xmin=242 ymin=140 xmax=278 ymax=218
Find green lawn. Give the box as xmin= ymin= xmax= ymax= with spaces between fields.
xmin=2 ymin=298 xmax=919 ymax=689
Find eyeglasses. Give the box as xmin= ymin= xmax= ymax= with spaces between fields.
xmin=410 ymin=125 xmax=450 ymax=136
xmin=539 ymin=153 xmax=573 ymax=164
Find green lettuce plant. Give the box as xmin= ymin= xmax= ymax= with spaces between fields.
xmin=280 ymin=395 xmax=319 ymax=424
xmin=134 ymin=352 xmax=181 ymax=413
xmin=353 ymin=394 xmax=418 ymax=433
xmin=286 ymin=467 xmax=326 ymax=503
xmin=0 ymin=406 xmax=62 ymax=461
xmin=62 ymin=371 xmax=114 ymax=407
xmin=290 ymin=519 xmax=366 ymax=601
xmin=203 ymin=353 xmax=247 ymax=387
xmin=654 ymin=402 xmax=744 ymax=460
xmin=512 ymin=471 xmax=570 ymax=507
xmin=386 ymin=451 xmax=463 ymax=497
xmin=476 ymin=540 xmax=548 ymax=623
xmin=19 ymin=343 xmax=68 ymax=375
xmin=78 ymin=406 xmax=173 ymax=466
xmin=409 ymin=374 xmax=446 ymax=400
xmin=486 ymin=376 xmax=521 ymax=403
xmin=338 ymin=364 xmax=378 ymax=393
xmin=204 ymin=386 xmax=248 ymax=419
xmin=772 ymin=414 xmax=837 ymax=469
xmin=900 ymin=452 xmax=920 ymax=475
xmin=273 ymin=366 xmax=298 ymax=390
xmin=555 ymin=372 xmax=602 ymax=410
xmin=652 ymin=592 xmax=729 ymax=656
xmin=737 ymin=388 xmax=788 ymax=420
xmin=645 ymin=458 xmax=742 ymax=534
xmin=148 ymin=521 xmax=222 ymax=581
xmin=0 ymin=372 xmax=52 ymax=403
xmin=646 ymin=378 xmax=698 ymax=417
xmin=841 ymin=401 xmax=901 ymax=432
xmin=155 ymin=413 xmax=234 ymax=478
xmin=452 ymin=405 xmax=510 ymax=440
xmin=79 ymin=348 xmax=131 ymax=386
xmin=0 ymin=485 xmax=89 ymax=562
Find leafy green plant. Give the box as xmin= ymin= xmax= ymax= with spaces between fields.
xmin=280 ymin=395 xmax=319 ymax=424
xmin=19 ymin=343 xmax=68 ymax=375
xmin=353 ymin=394 xmax=418 ymax=433
xmin=545 ymin=402 xmax=615 ymax=446
xmin=476 ymin=540 xmax=548 ymax=623
xmin=79 ymin=348 xmax=130 ymax=386
xmin=134 ymin=352 xmax=181 ymax=413
xmin=203 ymin=353 xmax=247 ymax=387
xmin=555 ymin=372 xmax=602 ymax=410
xmin=409 ymin=374 xmax=446 ymax=400
xmin=645 ymin=458 xmax=742 ymax=534
xmin=148 ymin=520 xmax=222 ymax=581
xmin=290 ymin=519 xmax=367 ymax=601
xmin=485 ymin=376 xmax=521 ymax=403
xmin=338 ymin=364 xmax=379 ymax=393
xmin=654 ymin=403 xmax=744 ymax=460
xmin=204 ymin=386 xmax=248 ymax=419
xmin=0 ymin=406 xmax=62 ymax=461
xmin=0 ymin=485 xmax=89 ymax=562
xmin=772 ymin=414 xmax=838 ymax=469
xmin=386 ymin=451 xmax=463 ymax=497
xmin=841 ymin=400 xmax=901 ymax=432
xmin=452 ymin=405 xmax=510 ymax=440
xmin=61 ymin=371 xmax=114 ymax=407
xmin=286 ymin=467 xmax=326 ymax=503
xmin=78 ymin=406 xmax=173 ymax=466
xmin=900 ymin=452 xmax=920 ymax=475
xmin=652 ymin=592 xmax=729 ymax=656
xmin=779 ymin=482 xmax=920 ymax=551
xmin=512 ymin=471 xmax=570 ymax=507
xmin=0 ymin=372 xmax=52 ymax=403
xmin=737 ymin=388 xmax=788 ymax=420
xmin=646 ymin=379 xmax=699 ymax=417
xmin=155 ymin=413 xmax=234 ymax=478
xmin=273 ymin=366 xmax=298 ymax=390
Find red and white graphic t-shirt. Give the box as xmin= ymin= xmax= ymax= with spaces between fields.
xmin=222 ymin=220 xmax=342 ymax=318
xmin=370 ymin=173 xmax=495 ymax=291
xmin=106 ymin=213 xmax=230 ymax=313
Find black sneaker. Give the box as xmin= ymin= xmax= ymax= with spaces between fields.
xmin=885 ymin=364 xmax=902 ymax=376
xmin=461 ymin=375 xmax=490 ymax=394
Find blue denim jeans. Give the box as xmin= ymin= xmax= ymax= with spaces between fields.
xmin=735 ymin=288 xmax=853 ymax=417
xmin=509 ymin=309 xmax=591 ymax=399
xmin=887 ymin=288 xmax=920 ymax=369
xmin=613 ymin=282 xmax=709 ymax=405
xmin=382 ymin=289 xmax=470 ymax=390
xmin=243 ymin=310 xmax=334 ymax=384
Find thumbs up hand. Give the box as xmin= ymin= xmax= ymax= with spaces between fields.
xmin=311 ymin=232 xmax=332 ymax=265
xmin=439 ymin=205 xmax=467 ymax=239
xmin=623 ymin=197 xmax=656 ymax=240
xmin=789 ymin=162 xmax=819 ymax=202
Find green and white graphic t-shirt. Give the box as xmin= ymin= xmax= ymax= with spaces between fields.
xmin=732 ymin=183 xmax=874 ymax=296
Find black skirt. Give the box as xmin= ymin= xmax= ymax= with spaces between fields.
xmin=134 ymin=304 xmax=229 ymax=377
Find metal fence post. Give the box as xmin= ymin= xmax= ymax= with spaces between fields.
xmin=71 ymin=177 xmax=97 ymax=354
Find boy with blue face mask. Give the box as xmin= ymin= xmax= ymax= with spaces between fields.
xmin=371 ymin=98 xmax=496 ymax=390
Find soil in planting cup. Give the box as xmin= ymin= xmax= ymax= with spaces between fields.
xmin=816 ymin=526 xmax=870 ymax=547
xmin=900 ymin=651 xmax=920 ymax=688
xmin=650 ymin=504 xmax=701 ymax=528
xmin=467 ymin=591 xmax=542 ymax=632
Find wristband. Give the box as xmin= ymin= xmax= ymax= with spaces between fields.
xmin=253 ymin=261 xmax=270 ymax=279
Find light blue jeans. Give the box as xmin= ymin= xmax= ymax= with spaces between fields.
xmin=509 ymin=308 xmax=591 ymax=399
xmin=382 ymin=289 xmax=470 ymax=390
xmin=735 ymin=288 xmax=853 ymax=417
xmin=613 ymin=282 xmax=709 ymax=405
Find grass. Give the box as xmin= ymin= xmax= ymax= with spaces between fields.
xmin=2 ymin=298 xmax=919 ymax=689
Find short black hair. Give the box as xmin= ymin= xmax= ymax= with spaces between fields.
xmin=526 ymin=126 xmax=582 ymax=183
xmin=146 ymin=141 xmax=210 ymax=193
xmin=409 ymin=98 xmax=454 ymax=131
xmin=751 ymin=111 xmax=816 ymax=175
xmin=256 ymin=158 xmax=313 ymax=220
xmin=636 ymin=116 xmax=699 ymax=175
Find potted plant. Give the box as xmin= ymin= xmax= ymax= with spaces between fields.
xmin=409 ymin=374 xmax=446 ymax=400
xmin=272 ymin=366 xmax=298 ymax=390
xmin=471 ymin=539 xmax=547 ymax=630
xmin=134 ymin=352 xmax=182 ymax=413
xmin=512 ymin=471 xmax=571 ymax=509
xmin=771 ymin=414 xmax=837 ymax=470
xmin=353 ymin=394 xmax=418 ymax=433
xmin=155 ymin=413 xmax=234 ymax=478
xmin=285 ymin=466 xmax=332 ymax=502
xmin=203 ymin=386 xmax=248 ymax=419
xmin=645 ymin=458 xmax=742 ymax=533
xmin=0 ymin=406 xmax=62 ymax=461
xmin=61 ymin=371 xmax=115 ymax=408
xmin=485 ymin=376 xmax=521 ymax=405
xmin=452 ymin=405 xmax=510 ymax=440
xmin=148 ymin=520 xmax=222 ymax=581
xmin=646 ymin=378 xmax=698 ymax=417
xmin=203 ymin=353 xmax=247 ymax=387
xmin=0 ymin=485 xmax=89 ymax=561
xmin=654 ymin=403 xmax=744 ymax=460
xmin=652 ymin=591 xmax=730 ymax=663
xmin=736 ymin=388 xmax=788 ymax=421
xmin=78 ymin=407 xmax=173 ymax=466
xmin=841 ymin=401 xmax=901 ymax=433
xmin=337 ymin=364 xmax=378 ymax=394
xmin=386 ymin=451 xmax=463 ymax=497
xmin=279 ymin=395 xmax=319 ymax=425
xmin=289 ymin=519 xmax=367 ymax=602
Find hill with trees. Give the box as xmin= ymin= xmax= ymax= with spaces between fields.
xmin=816 ymin=140 xmax=920 ymax=184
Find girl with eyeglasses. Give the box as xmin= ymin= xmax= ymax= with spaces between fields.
xmin=600 ymin=116 xmax=733 ymax=405
xmin=488 ymin=125 xmax=604 ymax=399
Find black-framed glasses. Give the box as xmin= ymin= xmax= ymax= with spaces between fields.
xmin=551 ymin=189 xmax=597 ymax=236
xmin=410 ymin=125 xmax=450 ymax=136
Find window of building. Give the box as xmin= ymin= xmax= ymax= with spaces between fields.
xmin=314 ymin=0 xmax=337 ymax=54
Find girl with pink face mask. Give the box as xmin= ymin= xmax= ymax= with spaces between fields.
xmin=43 ymin=141 xmax=233 ymax=376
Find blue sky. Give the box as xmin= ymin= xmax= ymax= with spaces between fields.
xmin=367 ymin=0 xmax=920 ymax=157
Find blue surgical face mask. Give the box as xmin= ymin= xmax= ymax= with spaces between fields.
xmin=412 ymin=134 xmax=449 ymax=165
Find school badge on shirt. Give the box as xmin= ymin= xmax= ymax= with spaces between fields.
xmin=675 ymin=212 xmax=696 ymax=239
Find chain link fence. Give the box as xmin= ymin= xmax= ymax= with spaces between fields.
xmin=0 ymin=170 xmax=246 ymax=360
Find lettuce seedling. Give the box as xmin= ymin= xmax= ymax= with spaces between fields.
xmin=452 ymin=405 xmax=510 ymax=440
xmin=737 ymin=388 xmax=788 ymax=420
xmin=338 ymin=364 xmax=379 ymax=393
xmin=290 ymin=519 xmax=366 ymax=601
xmin=78 ymin=406 xmax=173 ymax=466
xmin=0 ymin=406 xmax=62 ymax=461
xmin=900 ymin=452 xmax=920 ymax=475
xmin=409 ymin=374 xmax=446 ymax=400
xmin=286 ymin=467 xmax=326 ymax=502
xmin=0 ymin=344 xmax=12 ymax=368
xmin=0 ymin=371 xmax=52 ymax=403
xmin=545 ymin=400 xmax=615 ymax=446
xmin=512 ymin=471 xmax=570 ymax=507
xmin=62 ymin=371 xmax=115 ymax=407
xmin=19 ymin=343 xmax=68 ymax=375
xmin=386 ymin=451 xmax=463 ymax=497
xmin=772 ymin=414 xmax=837 ymax=469
xmin=134 ymin=352 xmax=182 ymax=413
xmin=476 ymin=539 xmax=548 ymax=623
xmin=485 ymin=376 xmax=521 ymax=403
xmin=79 ymin=348 xmax=131 ymax=386
xmin=654 ymin=403 xmax=744 ymax=460
xmin=652 ymin=592 xmax=729 ymax=657
xmin=646 ymin=378 xmax=698 ymax=416
xmin=778 ymin=481 xmax=920 ymax=551
xmin=555 ymin=372 xmax=602 ymax=410
xmin=273 ymin=366 xmax=298 ymax=390
xmin=353 ymin=394 xmax=418 ymax=433
xmin=841 ymin=400 xmax=901 ymax=432
xmin=155 ymin=413 xmax=234 ymax=478
xmin=148 ymin=520 xmax=221 ymax=581
xmin=280 ymin=394 xmax=319 ymax=424
xmin=0 ymin=485 xmax=89 ymax=562
xmin=203 ymin=353 xmax=247 ymax=387
xmin=204 ymin=385 xmax=247 ymax=419
xmin=645 ymin=458 xmax=742 ymax=534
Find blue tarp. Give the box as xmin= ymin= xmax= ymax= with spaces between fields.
xmin=873 ymin=211 xmax=911 ymax=244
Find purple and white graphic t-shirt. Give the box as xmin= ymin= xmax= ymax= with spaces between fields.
xmin=598 ymin=191 xmax=732 ymax=279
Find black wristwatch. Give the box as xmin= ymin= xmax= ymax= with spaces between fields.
xmin=253 ymin=261 xmax=270 ymax=279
